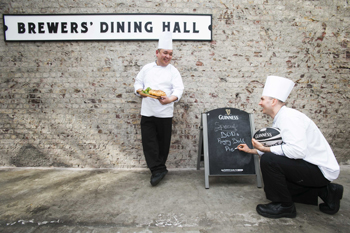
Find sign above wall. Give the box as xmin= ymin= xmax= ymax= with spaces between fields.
xmin=3 ymin=14 xmax=212 ymax=42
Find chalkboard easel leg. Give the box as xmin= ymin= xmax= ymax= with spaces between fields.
xmin=197 ymin=126 xmax=203 ymax=170
xmin=205 ymin=175 xmax=209 ymax=189
xmin=250 ymin=113 xmax=263 ymax=188
xmin=202 ymin=113 xmax=210 ymax=189
xmin=254 ymin=154 xmax=262 ymax=188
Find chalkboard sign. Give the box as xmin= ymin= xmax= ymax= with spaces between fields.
xmin=197 ymin=108 xmax=262 ymax=189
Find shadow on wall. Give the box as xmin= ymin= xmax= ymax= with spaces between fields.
xmin=11 ymin=144 xmax=69 ymax=167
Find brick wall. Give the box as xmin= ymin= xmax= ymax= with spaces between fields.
xmin=0 ymin=0 xmax=349 ymax=168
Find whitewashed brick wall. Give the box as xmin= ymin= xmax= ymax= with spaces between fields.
xmin=0 ymin=0 xmax=349 ymax=168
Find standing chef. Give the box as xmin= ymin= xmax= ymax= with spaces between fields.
xmin=134 ymin=32 xmax=184 ymax=186
xmin=238 ymin=76 xmax=343 ymax=218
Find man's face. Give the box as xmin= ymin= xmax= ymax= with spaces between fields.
xmin=259 ymin=96 xmax=274 ymax=115
xmin=156 ymin=49 xmax=173 ymax=66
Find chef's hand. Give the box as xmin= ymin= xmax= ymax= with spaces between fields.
xmin=159 ymin=95 xmax=178 ymax=105
xmin=237 ymin=144 xmax=258 ymax=155
xmin=237 ymin=144 xmax=250 ymax=153
xmin=136 ymin=89 xmax=146 ymax=98
xmin=252 ymin=138 xmax=270 ymax=153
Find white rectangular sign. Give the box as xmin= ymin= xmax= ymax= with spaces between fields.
xmin=3 ymin=14 xmax=212 ymax=41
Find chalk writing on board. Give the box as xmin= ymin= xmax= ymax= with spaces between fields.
xmin=214 ymin=123 xmax=236 ymax=132
xmin=215 ymin=122 xmax=246 ymax=153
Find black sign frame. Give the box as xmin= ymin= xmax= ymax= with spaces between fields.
xmin=3 ymin=13 xmax=212 ymax=42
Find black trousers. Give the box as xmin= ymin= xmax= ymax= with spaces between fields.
xmin=260 ymin=153 xmax=330 ymax=205
xmin=141 ymin=116 xmax=172 ymax=174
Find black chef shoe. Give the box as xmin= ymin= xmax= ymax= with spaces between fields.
xmin=319 ymin=183 xmax=343 ymax=215
xmin=256 ymin=202 xmax=296 ymax=218
xmin=150 ymin=170 xmax=168 ymax=186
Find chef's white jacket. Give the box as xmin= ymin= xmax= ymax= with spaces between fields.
xmin=258 ymin=106 xmax=340 ymax=181
xmin=134 ymin=62 xmax=184 ymax=118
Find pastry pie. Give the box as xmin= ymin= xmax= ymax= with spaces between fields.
xmin=149 ymin=90 xmax=166 ymax=97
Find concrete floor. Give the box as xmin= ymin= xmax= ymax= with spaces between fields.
xmin=0 ymin=165 xmax=349 ymax=233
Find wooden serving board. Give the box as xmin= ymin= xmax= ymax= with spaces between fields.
xmin=137 ymin=90 xmax=161 ymax=99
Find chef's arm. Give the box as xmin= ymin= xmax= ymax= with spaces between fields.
xmin=237 ymin=139 xmax=271 ymax=155
xmin=252 ymin=138 xmax=271 ymax=153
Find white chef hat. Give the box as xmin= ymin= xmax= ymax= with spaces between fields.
xmin=262 ymin=76 xmax=295 ymax=102
xmin=158 ymin=31 xmax=173 ymax=50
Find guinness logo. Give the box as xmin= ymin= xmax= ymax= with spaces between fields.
xmin=218 ymin=109 xmax=239 ymax=120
